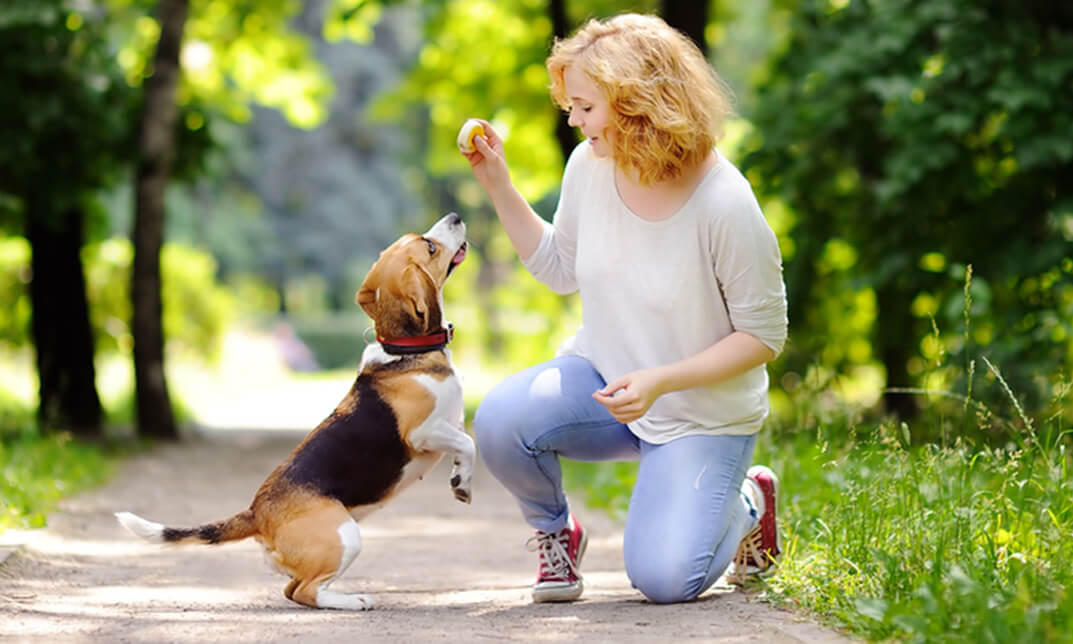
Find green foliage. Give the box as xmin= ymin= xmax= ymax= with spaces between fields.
xmin=0 ymin=387 xmax=36 ymax=440
xmin=104 ymin=0 xmax=336 ymax=130
xmin=743 ymin=0 xmax=1073 ymax=415
xmin=101 ymin=381 xmax=195 ymax=427
xmin=0 ymin=434 xmax=113 ymax=530
xmin=441 ymin=240 xmax=582 ymax=367
xmin=755 ymin=417 xmax=1073 ymax=643
xmin=561 ymin=459 xmax=637 ymax=522
xmin=159 ymin=243 xmax=235 ymax=360
xmin=324 ymin=0 xmax=384 ymax=45
xmin=289 ymin=314 xmax=368 ymax=370
xmin=0 ymin=237 xmax=32 ymax=347
xmin=0 ymin=0 xmax=137 ymax=229
xmin=264 ymin=238 xmax=583 ymax=371
xmin=81 ymin=238 xmax=236 ymax=361
xmin=371 ymin=0 xmax=567 ymax=202
xmin=0 ymin=390 xmax=114 ymax=530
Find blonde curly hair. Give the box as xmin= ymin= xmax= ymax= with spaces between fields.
xmin=547 ymin=13 xmax=734 ymax=185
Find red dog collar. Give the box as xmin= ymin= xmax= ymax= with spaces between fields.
xmin=378 ymin=324 xmax=453 ymax=355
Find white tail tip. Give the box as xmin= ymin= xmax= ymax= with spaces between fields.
xmin=115 ymin=511 xmax=165 ymax=542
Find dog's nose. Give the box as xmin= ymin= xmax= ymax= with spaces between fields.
xmin=446 ymin=212 xmax=462 ymax=226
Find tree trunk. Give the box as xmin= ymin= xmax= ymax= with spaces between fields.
xmin=26 ymin=208 xmax=103 ymax=437
xmin=876 ymin=282 xmax=919 ymax=420
xmin=661 ymin=0 xmax=710 ymax=57
xmin=131 ymin=0 xmax=188 ymax=440
xmin=547 ymin=0 xmax=577 ymax=165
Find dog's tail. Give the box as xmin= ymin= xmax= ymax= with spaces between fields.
xmin=115 ymin=509 xmax=257 ymax=545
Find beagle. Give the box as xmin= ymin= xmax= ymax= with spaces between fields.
xmin=116 ymin=213 xmax=474 ymax=610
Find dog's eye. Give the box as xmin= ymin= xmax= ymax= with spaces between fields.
xmin=425 ymin=239 xmax=438 ymax=255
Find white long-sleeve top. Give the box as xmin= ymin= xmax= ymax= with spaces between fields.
xmin=522 ymin=142 xmax=788 ymax=443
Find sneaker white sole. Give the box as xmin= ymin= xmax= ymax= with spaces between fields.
xmin=532 ymin=529 xmax=589 ymax=603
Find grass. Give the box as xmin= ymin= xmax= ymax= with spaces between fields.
xmin=562 ymin=387 xmax=1073 ymax=643
xmin=757 ymin=425 xmax=1073 ymax=643
xmin=0 ymin=389 xmax=117 ymax=531
xmin=0 ymin=428 xmax=116 ymax=530
xmin=0 ymin=356 xmax=151 ymax=533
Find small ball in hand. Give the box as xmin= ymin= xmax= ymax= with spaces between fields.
xmin=456 ymin=119 xmax=485 ymax=154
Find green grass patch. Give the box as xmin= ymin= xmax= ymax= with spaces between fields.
xmin=562 ymin=411 xmax=1073 ymax=642
xmin=0 ymin=390 xmax=118 ymax=532
xmin=1 ymin=430 xmax=116 ymax=531
xmin=757 ymin=424 xmax=1073 ymax=643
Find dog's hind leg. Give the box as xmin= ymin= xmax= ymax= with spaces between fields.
xmin=276 ymin=505 xmax=373 ymax=610
xmin=283 ymin=578 xmax=299 ymax=601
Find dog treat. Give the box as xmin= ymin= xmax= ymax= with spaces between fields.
xmin=456 ymin=118 xmax=485 ymax=154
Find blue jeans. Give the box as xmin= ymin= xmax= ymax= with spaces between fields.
xmin=473 ymin=355 xmax=758 ymax=603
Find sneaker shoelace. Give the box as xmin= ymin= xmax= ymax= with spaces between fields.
xmin=727 ymin=526 xmax=766 ymax=585
xmin=526 ymin=529 xmax=578 ymax=583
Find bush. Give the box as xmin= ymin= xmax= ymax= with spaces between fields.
xmin=288 ymin=313 xmax=369 ymax=371
xmin=83 ymin=238 xmax=235 ymax=361
xmin=0 ymin=237 xmax=31 ymax=348
xmin=0 ymin=236 xmax=235 ymax=363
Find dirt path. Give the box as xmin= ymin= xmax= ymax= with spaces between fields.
xmin=1 ymin=430 xmax=855 ymax=642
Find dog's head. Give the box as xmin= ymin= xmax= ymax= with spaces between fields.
xmin=356 ymin=213 xmax=467 ymax=339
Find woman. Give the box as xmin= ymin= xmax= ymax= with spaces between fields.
xmin=462 ymin=13 xmax=787 ymax=604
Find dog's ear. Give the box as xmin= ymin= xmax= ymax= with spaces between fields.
xmin=356 ymin=270 xmax=379 ymax=319
xmin=396 ymin=264 xmax=435 ymax=332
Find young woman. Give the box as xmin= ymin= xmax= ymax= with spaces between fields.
xmin=462 ymin=13 xmax=787 ymax=604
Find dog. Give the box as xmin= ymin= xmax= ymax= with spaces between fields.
xmin=115 ymin=213 xmax=474 ymax=610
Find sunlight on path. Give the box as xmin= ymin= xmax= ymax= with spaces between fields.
xmin=168 ymin=326 xmax=500 ymax=432
xmin=170 ymin=328 xmax=356 ymax=431
xmin=0 ymin=323 xmax=504 ymax=432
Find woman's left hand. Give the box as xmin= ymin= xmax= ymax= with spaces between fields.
xmin=592 ymin=369 xmax=665 ymax=424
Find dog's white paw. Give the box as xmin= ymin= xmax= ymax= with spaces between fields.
xmin=450 ymin=470 xmax=472 ymax=504
xmin=316 ymin=589 xmax=375 ymax=610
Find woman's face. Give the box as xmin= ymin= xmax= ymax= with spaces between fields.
xmin=563 ymin=65 xmax=614 ymax=157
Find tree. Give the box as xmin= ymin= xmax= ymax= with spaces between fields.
xmin=742 ymin=0 xmax=1073 ymax=418
xmin=661 ymin=0 xmax=709 ymax=56
xmin=112 ymin=0 xmax=337 ymax=437
xmin=131 ymin=0 xmax=189 ymax=439
xmin=1 ymin=0 xmax=355 ymax=438
xmin=0 ymin=1 xmax=138 ymax=436
xmin=548 ymin=0 xmax=577 ymax=164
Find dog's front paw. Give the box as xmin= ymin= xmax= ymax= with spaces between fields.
xmin=450 ymin=473 xmax=472 ymax=504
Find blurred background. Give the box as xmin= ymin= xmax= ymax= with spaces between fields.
xmin=1 ymin=0 xmax=1071 ymax=443
xmin=4 ymin=4 xmax=1073 ymax=637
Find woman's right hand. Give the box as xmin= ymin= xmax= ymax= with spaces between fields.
xmin=461 ymin=119 xmax=510 ymax=193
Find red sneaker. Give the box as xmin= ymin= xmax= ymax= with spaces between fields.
xmin=728 ymin=465 xmax=781 ymax=585
xmin=527 ymin=513 xmax=588 ymax=602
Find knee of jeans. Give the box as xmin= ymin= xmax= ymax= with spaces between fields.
xmin=472 ymin=386 xmax=526 ymax=464
xmin=625 ymin=549 xmax=701 ymax=604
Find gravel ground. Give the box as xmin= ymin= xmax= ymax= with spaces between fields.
xmin=0 ymin=430 xmax=856 ymax=643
